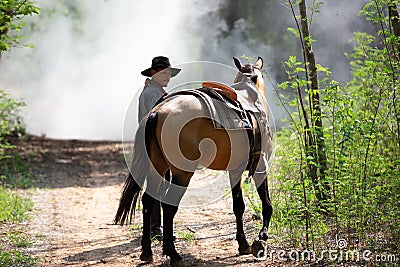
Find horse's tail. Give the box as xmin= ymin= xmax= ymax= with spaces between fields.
xmin=114 ymin=112 xmax=158 ymax=225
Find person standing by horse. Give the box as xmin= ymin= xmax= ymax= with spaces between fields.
xmin=138 ymin=56 xmax=181 ymax=240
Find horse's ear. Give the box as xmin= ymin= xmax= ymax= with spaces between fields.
xmin=233 ymin=57 xmax=242 ymax=71
xmin=255 ymin=56 xmax=263 ymax=70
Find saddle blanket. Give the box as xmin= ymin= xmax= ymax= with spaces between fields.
xmin=165 ymin=88 xmax=252 ymax=130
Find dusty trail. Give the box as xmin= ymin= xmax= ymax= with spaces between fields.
xmin=17 ymin=136 xmax=271 ymax=266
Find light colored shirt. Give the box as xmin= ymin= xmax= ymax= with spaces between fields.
xmin=138 ymin=80 xmax=166 ymax=122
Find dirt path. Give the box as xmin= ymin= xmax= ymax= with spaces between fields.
xmin=17 ymin=136 xmax=272 ymax=266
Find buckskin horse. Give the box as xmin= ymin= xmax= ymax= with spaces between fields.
xmin=114 ymin=57 xmax=273 ymax=267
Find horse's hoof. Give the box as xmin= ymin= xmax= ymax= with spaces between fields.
xmin=251 ymin=240 xmax=267 ymax=259
xmin=238 ymin=244 xmax=252 ymax=255
xmin=140 ymin=251 xmax=153 ymax=263
xmin=259 ymin=229 xmax=269 ymax=241
xmin=170 ymin=258 xmax=185 ymax=267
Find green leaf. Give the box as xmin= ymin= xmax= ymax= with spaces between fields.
xmin=287 ymin=27 xmax=301 ymax=39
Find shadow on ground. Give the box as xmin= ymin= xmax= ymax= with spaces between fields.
xmin=15 ymin=135 xmax=128 ymax=189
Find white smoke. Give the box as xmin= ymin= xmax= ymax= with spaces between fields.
xmin=313 ymin=0 xmax=369 ymax=82
xmin=0 ymin=0 xmax=221 ymax=140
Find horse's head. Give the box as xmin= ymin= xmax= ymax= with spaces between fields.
xmin=233 ymin=56 xmax=266 ymax=99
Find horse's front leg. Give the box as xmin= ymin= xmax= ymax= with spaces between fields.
xmin=229 ymin=171 xmax=252 ymax=255
xmin=254 ymin=172 xmax=273 ymax=241
xmin=140 ymin=192 xmax=156 ymax=262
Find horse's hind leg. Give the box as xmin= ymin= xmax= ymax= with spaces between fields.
xmin=229 ymin=170 xmax=252 ymax=255
xmin=161 ymin=169 xmax=193 ymax=267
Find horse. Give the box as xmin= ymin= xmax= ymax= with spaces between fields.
xmin=114 ymin=57 xmax=273 ymax=267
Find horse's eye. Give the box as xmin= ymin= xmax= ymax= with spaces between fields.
xmin=251 ymin=75 xmax=258 ymax=84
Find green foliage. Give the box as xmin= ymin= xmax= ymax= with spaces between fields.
xmin=0 ymin=182 xmax=34 ymax=266
xmin=0 ymin=187 xmax=32 ymax=223
xmin=322 ymin=0 xmax=400 ymax=251
xmin=1 ymin=154 xmax=34 ymax=188
xmin=3 ymin=231 xmax=33 ymax=248
xmin=176 ymin=230 xmax=196 ymax=243
xmin=0 ymin=250 xmax=38 ymax=267
xmin=266 ymin=128 xmax=330 ymax=246
xmin=0 ymin=3 xmax=38 ymax=266
xmin=0 ymin=0 xmax=40 ymax=51
xmin=251 ymin=0 xmax=400 ymax=255
xmin=0 ymin=89 xmax=25 ymax=161
xmin=129 ymin=224 xmax=141 ymax=231
xmin=242 ymin=180 xmax=262 ymax=219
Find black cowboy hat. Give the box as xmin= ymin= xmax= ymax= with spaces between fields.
xmin=141 ymin=56 xmax=181 ymax=77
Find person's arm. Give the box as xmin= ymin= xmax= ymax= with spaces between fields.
xmin=142 ymin=89 xmax=160 ymax=112
xmin=138 ymin=87 xmax=162 ymax=122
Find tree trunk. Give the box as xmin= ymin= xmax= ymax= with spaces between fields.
xmin=388 ymin=2 xmax=400 ymax=147
xmin=298 ymin=0 xmax=329 ymax=204
xmin=389 ymin=2 xmax=400 ymax=60
xmin=389 ymin=3 xmax=400 ymax=37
